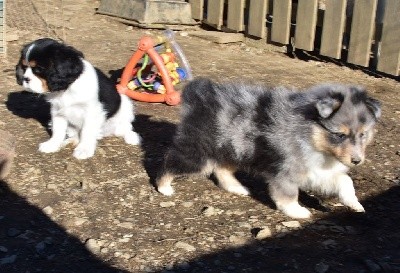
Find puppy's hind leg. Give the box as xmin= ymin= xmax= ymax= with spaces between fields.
xmin=101 ymin=95 xmax=140 ymax=145
xmin=157 ymin=172 xmax=176 ymax=196
xmin=156 ymin=148 xmax=207 ymax=196
xmin=269 ymin=180 xmax=312 ymax=219
xmin=213 ymin=166 xmax=250 ymax=196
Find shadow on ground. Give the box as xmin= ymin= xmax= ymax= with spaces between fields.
xmin=6 ymin=91 xmax=51 ymax=133
xmin=154 ymin=185 xmax=400 ymax=273
xmin=0 ymin=180 xmax=130 ymax=273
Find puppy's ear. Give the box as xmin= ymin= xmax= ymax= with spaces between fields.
xmin=15 ymin=61 xmax=25 ymax=85
xmin=46 ymin=46 xmax=84 ymax=91
xmin=365 ymin=97 xmax=381 ymax=120
xmin=315 ymin=92 xmax=344 ymax=119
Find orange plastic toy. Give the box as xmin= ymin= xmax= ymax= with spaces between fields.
xmin=116 ymin=30 xmax=193 ymax=106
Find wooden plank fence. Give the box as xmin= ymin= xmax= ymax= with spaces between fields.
xmin=0 ymin=0 xmax=5 ymax=54
xmin=187 ymin=0 xmax=400 ymax=76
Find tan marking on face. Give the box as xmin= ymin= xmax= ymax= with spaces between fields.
xmin=338 ymin=125 xmax=350 ymax=135
xmin=39 ymin=77 xmax=49 ymax=92
xmin=329 ymin=144 xmax=354 ymax=166
xmin=311 ymin=126 xmax=330 ymax=152
xmin=311 ymin=126 xmax=354 ymax=166
xmin=22 ymin=60 xmax=37 ymax=67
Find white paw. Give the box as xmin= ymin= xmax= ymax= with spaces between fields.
xmin=347 ymin=201 xmax=365 ymax=213
xmin=158 ymin=185 xmax=174 ymax=196
xmin=39 ymin=140 xmax=62 ymax=153
xmin=124 ymin=131 xmax=141 ymax=145
xmin=280 ymin=203 xmax=312 ymax=219
xmin=225 ymin=185 xmax=250 ymax=196
xmin=73 ymin=145 xmax=95 ymax=160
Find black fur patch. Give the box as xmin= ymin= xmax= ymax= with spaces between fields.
xmin=96 ymin=68 xmax=121 ymax=118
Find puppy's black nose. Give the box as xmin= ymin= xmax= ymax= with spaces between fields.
xmin=23 ymin=77 xmax=31 ymax=83
xmin=351 ymin=158 xmax=362 ymax=165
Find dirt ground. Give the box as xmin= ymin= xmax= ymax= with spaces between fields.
xmin=1 ymin=0 xmax=399 ymax=272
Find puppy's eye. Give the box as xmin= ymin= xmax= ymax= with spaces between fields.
xmin=32 ymin=66 xmax=43 ymax=74
xmin=333 ymin=132 xmax=347 ymax=140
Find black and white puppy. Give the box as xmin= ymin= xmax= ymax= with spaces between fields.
xmin=16 ymin=38 xmax=140 ymax=159
xmin=156 ymin=78 xmax=381 ymax=219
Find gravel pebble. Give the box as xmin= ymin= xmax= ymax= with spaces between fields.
xmin=42 ymin=206 xmax=54 ymax=215
xmin=255 ymin=227 xmax=272 ymax=240
xmin=0 ymin=246 xmax=8 ymax=252
xmin=7 ymin=228 xmax=21 ymax=237
xmin=281 ymin=221 xmax=301 ymax=228
xmin=160 ymin=201 xmax=176 ymax=208
xmin=229 ymin=235 xmax=248 ymax=245
xmin=175 ymin=241 xmax=196 ymax=252
xmin=315 ymin=261 xmax=329 ymax=273
xmin=117 ymin=222 xmax=134 ymax=229
xmin=85 ymin=238 xmax=101 ymax=254
xmin=0 ymin=255 xmax=17 ymax=265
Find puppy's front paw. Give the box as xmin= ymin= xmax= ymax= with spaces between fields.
xmin=39 ymin=140 xmax=62 ymax=153
xmin=73 ymin=145 xmax=95 ymax=160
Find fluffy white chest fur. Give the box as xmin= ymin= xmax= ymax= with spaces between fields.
xmin=294 ymin=148 xmax=364 ymax=217
xmin=46 ymin=60 xmax=106 ymax=130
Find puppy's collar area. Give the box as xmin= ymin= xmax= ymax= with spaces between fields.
xmin=25 ymin=43 xmax=36 ymax=66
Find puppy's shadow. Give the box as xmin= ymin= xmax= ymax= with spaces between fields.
xmin=211 ymin=171 xmax=327 ymax=212
xmin=6 ymin=91 xmax=51 ymax=133
xmin=132 ymin=114 xmax=177 ymax=183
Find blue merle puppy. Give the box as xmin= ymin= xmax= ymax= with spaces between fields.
xmin=156 ymin=78 xmax=381 ymax=219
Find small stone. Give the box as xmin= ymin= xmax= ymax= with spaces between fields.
xmin=229 ymin=235 xmax=247 ymax=245
xmin=74 ymin=218 xmax=87 ymax=226
xmin=117 ymin=222 xmax=134 ymax=229
xmin=182 ymin=201 xmax=194 ymax=208
xmin=281 ymin=221 xmax=301 ymax=229
xmin=7 ymin=228 xmax=21 ymax=237
xmin=255 ymin=227 xmax=272 ymax=240
xmin=238 ymin=222 xmax=252 ymax=229
xmin=329 ymin=225 xmax=346 ymax=233
xmin=315 ymin=261 xmax=329 ymax=273
xmin=160 ymin=201 xmax=176 ymax=208
xmin=118 ymin=237 xmax=130 ymax=243
xmin=0 ymin=255 xmax=17 ymax=265
xmin=364 ymin=259 xmax=381 ymax=272
xmin=43 ymin=206 xmax=54 ymax=215
xmin=321 ymin=239 xmax=337 ymax=249
xmin=202 ymin=206 xmax=216 ymax=217
xmin=175 ymin=241 xmax=196 ymax=252
xmin=85 ymin=238 xmax=101 ymax=254
xmin=47 ymin=183 xmax=57 ymax=190
xmin=100 ymin=247 xmax=109 ymax=254
xmin=35 ymin=241 xmax=46 ymax=254
xmin=121 ymin=253 xmax=132 ymax=260
xmin=0 ymin=246 xmax=8 ymax=252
